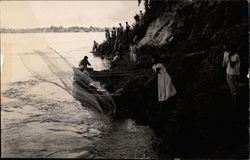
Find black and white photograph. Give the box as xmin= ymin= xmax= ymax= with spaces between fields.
xmin=1 ymin=0 xmax=249 ymax=159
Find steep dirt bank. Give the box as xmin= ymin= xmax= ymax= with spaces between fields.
xmin=97 ymin=0 xmax=249 ymax=158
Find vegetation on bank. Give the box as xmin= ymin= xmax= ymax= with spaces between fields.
xmin=95 ymin=0 xmax=249 ymax=158
xmin=0 ymin=26 xmax=106 ymax=33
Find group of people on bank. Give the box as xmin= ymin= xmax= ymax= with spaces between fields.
xmin=91 ymin=10 xmax=144 ymax=68
xmin=108 ymin=10 xmax=144 ymax=67
xmin=80 ymin=43 xmax=242 ymax=106
xmin=81 ymin=8 xmax=242 ymax=106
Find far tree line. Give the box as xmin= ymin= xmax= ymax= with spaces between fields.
xmin=0 ymin=26 xmax=108 ymax=33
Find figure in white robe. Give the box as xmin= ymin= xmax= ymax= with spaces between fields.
xmin=129 ymin=44 xmax=137 ymax=62
xmin=152 ymin=63 xmax=177 ymax=102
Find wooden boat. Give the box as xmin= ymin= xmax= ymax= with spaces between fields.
xmin=72 ymin=67 xmax=153 ymax=114
xmin=72 ymin=67 xmax=116 ymax=114
xmin=73 ymin=67 xmax=137 ymax=79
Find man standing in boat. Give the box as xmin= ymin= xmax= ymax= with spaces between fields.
xmin=79 ymin=56 xmax=91 ymax=71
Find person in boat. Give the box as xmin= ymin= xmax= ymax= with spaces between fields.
xmin=79 ymin=56 xmax=91 ymax=71
xmin=129 ymin=42 xmax=137 ymax=63
xmin=152 ymin=55 xmax=177 ymax=102
xmin=222 ymin=46 xmax=241 ymax=104
xmin=92 ymin=40 xmax=99 ymax=52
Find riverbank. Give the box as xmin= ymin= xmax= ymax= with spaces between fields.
xmin=95 ymin=0 xmax=249 ymax=158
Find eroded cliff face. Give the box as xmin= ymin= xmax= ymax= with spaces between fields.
xmin=137 ymin=0 xmax=249 ymax=97
xmin=139 ymin=0 xmax=248 ymax=53
xmin=138 ymin=11 xmax=174 ymax=47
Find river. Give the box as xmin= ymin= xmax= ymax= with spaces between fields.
xmin=1 ymin=32 xmax=158 ymax=159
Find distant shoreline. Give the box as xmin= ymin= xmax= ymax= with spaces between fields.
xmin=1 ymin=26 xmax=109 ymax=34
xmin=0 ymin=31 xmax=105 ymax=34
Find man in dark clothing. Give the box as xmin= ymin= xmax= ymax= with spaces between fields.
xmin=92 ymin=41 xmax=99 ymax=52
xmin=117 ymin=23 xmax=124 ymax=40
xmin=125 ymin=22 xmax=131 ymax=42
xmin=119 ymin=23 xmax=124 ymax=32
xmin=79 ymin=56 xmax=91 ymax=71
xmin=105 ymin=29 xmax=111 ymax=43
xmin=139 ymin=10 xmax=144 ymax=26
xmin=125 ymin=22 xmax=131 ymax=31
xmin=112 ymin=27 xmax=117 ymax=38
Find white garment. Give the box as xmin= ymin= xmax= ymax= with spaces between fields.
xmin=129 ymin=45 xmax=137 ymax=62
xmin=152 ymin=63 xmax=177 ymax=102
xmin=222 ymin=51 xmax=240 ymax=75
xmin=112 ymin=55 xmax=119 ymax=62
xmin=139 ymin=13 xmax=143 ymax=25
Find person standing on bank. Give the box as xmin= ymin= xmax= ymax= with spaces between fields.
xmin=129 ymin=42 xmax=137 ymax=63
xmin=111 ymin=27 xmax=117 ymax=41
xmin=112 ymin=27 xmax=116 ymax=37
xmin=125 ymin=22 xmax=131 ymax=42
xmin=139 ymin=10 xmax=144 ymax=26
xmin=111 ymin=52 xmax=120 ymax=68
xmin=222 ymin=46 xmax=241 ymax=103
xmin=117 ymin=23 xmax=124 ymax=40
xmin=152 ymin=55 xmax=177 ymax=102
xmin=92 ymin=40 xmax=99 ymax=52
xmin=105 ymin=29 xmax=111 ymax=42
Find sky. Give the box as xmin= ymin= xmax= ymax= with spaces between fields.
xmin=1 ymin=1 xmax=144 ymax=29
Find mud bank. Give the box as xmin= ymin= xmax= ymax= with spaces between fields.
xmin=97 ymin=0 xmax=249 ymax=158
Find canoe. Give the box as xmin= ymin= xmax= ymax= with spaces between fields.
xmin=73 ymin=67 xmax=134 ymax=79
xmin=72 ymin=67 xmax=115 ymax=114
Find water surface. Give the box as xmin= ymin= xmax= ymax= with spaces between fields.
xmin=1 ymin=32 xmax=158 ymax=159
